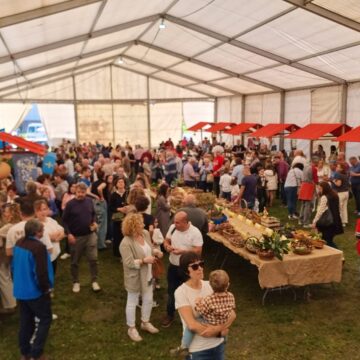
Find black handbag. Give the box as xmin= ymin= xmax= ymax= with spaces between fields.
xmin=316 ymin=209 xmax=333 ymax=227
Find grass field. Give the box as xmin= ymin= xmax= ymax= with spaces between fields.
xmin=1 ymin=200 xmax=360 ymax=360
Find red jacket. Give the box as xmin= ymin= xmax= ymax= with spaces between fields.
xmin=213 ymin=155 xmax=224 ymax=177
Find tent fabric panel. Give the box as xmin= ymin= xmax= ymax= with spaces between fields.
xmin=168 ymin=0 xmax=293 ymax=38
xmin=211 ymin=77 xmax=271 ymax=94
xmin=251 ymin=123 xmax=299 ymax=138
xmin=141 ymin=21 xmax=219 ymax=57
xmin=170 ymin=62 xmax=225 ymax=82
xmin=79 ymin=48 xmax=128 ymax=66
xmin=0 ymin=61 xmax=18 ymax=78
xmin=313 ymin=0 xmax=360 ymax=22
xmin=0 ymin=103 xmax=31 ymax=132
xmin=117 ymin=62 xmax=159 ymax=75
xmin=150 ymin=102 xmax=183 ymax=147
xmin=77 ymin=104 xmax=114 ymax=144
xmin=94 ymin=0 xmax=173 ymax=30
xmin=336 ymin=127 xmax=360 ymax=142
xmin=149 ymin=78 xmax=206 ymax=99
xmin=16 ymin=43 xmax=84 ymax=72
xmin=125 ymin=45 xmax=182 ymax=69
xmin=0 ymin=0 xmax=68 ymax=18
xmin=244 ymin=93 xmax=281 ymax=124
xmin=25 ymin=62 xmax=79 ymax=81
xmin=299 ymin=45 xmax=360 ymax=82
xmin=113 ymin=104 xmax=148 ymax=147
xmin=311 ymin=86 xmax=342 ymax=124
xmin=196 ymin=44 xmax=279 ymax=74
xmin=188 ymin=84 xmax=232 ymax=97
xmin=224 ymin=123 xmax=262 ymax=135
xmin=111 ymin=67 xmax=147 ymax=99
xmin=286 ymin=124 xmax=350 ymax=140
xmin=4 ymin=77 xmax=74 ymax=100
xmin=217 ymin=96 xmax=243 ymax=123
xmin=75 ymin=67 xmax=111 ymax=100
xmin=38 ymin=104 xmax=76 ymax=146
xmin=84 ymin=24 xmax=150 ymax=54
xmin=248 ymin=65 xmax=331 ymax=89
xmin=154 ymin=72 xmax=195 ymax=87
xmin=345 ymin=83 xmax=360 ymax=158
xmin=1 ymin=3 xmax=101 ymax=53
xmin=238 ymin=8 xmax=360 ymax=60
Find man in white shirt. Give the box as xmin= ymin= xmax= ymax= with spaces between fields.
xmin=6 ymin=201 xmax=53 ymax=257
xmin=161 ymin=211 xmax=203 ymax=328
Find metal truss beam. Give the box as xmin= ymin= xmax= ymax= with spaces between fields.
xmin=0 ymin=0 xmax=102 ymax=28
xmin=0 ymin=14 xmax=159 ymax=65
xmin=164 ymin=14 xmax=346 ymax=84
xmin=0 ymin=40 xmax=134 ymax=83
xmin=284 ymin=0 xmax=360 ymax=32
xmin=121 ymin=53 xmax=239 ymax=96
xmin=113 ymin=63 xmax=214 ymax=98
xmin=137 ymin=41 xmax=281 ymax=91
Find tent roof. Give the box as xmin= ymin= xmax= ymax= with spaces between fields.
xmin=224 ymin=123 xmax=262 ymax=135
xmin=286 ymin=123 xmax=352 ymax=140
xmin=0 ymin=132 xmax=46 ymax=155
xmin=335 ymin=126 xmax=360 ymax=142
xmin=187 ymin=122 xmax=212 ymax=132
xmin=206 ymin=122 xmax=236 ymax=133
xmin=0 ymin=0 xmax=360 ymax=99
xmin=251 ymin=123 xmax=299 ymax=137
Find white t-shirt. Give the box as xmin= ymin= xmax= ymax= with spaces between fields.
xmin=43 ymin=217 xmax=64 ymax=262
xmin=284 ymin=168 xmax=304 ymax=188
xmin=219 ymin=174 xmax=232 ymax=193
xmin=175 ymin=280 xmax=223 ymax=353
xmin=6 ymin=220 xmax=53 ymax=252
xmin=166 ymin=224 xmax=203 ymax=266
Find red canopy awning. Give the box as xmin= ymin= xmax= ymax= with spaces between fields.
xmin=335 ymin=126 xmax=360 ymax=142
xmin=286 ymin=123 xmax=352 ymax=140
xmin=224 ymin=123 xmax=262 ymax=135
xmin=206 ymin=122 xmax=236 ymax=133
xmin=187 ymin=122 xmax=212 ymax=132
xmin=0 ymin=132 xmax=46 ymax=156
xmin=251 ymin=123 xmax=299 ymax=138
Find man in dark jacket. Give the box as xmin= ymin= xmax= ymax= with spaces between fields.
xmin=12 ymin=219 xmax=54 ymax=360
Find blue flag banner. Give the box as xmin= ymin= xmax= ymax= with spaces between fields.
xmin=0 ymin=128 xmax=5 ymax=149
xmin=12 ymin=153 xmax=38 ymax=194
xmin=42 ymin=152 xmax=56 ymax=175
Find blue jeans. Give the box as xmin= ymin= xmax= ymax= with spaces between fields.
xmin=285 ymin=186 xmax=298 ymax=216
xmin=93 ymin=200 xmax=107 ymax=249
xmin=187 ymin=341 xmax=225 ymax=360
xmin=19 ymin=294 xmax=52 ymax=358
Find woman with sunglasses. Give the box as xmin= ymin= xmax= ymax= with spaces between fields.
xmin=174 ymin=253 xmax=236 ymax=360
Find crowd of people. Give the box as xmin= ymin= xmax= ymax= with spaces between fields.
xmin=0 ymin=136 xmax=359 ymax=359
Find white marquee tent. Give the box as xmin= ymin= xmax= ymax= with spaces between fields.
xmin=0 ymin=0 xmax=359 ymax=156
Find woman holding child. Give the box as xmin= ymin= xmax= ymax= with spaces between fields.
xmin=174 ymin=252 xmax=236 ymax=360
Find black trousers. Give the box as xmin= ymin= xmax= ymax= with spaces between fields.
xmin=352 ymin=184 xmax=360 ymax=212
xmin=166 ymin=264 xmax=184 ymax=318
xmin=19 ymin=294 xmax=52 ymax=359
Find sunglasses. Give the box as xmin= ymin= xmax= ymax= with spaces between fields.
xmin=188 ymin=261 xmax=204 ymax=271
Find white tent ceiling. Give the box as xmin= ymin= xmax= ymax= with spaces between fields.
xmin=0 ymin=0 xmax=359 ymax=100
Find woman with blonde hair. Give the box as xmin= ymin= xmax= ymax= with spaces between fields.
xmin=0 ymin=203 xmax=21 ymax=313
xmin=120 ymin=213 xmax=163 ymax=342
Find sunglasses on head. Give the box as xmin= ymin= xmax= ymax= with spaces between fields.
xmin=188 ymin=261 xmax=204 ymax=271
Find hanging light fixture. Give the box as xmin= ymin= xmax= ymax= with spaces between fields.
xmin=159 ymin=18 xmax=166 ymax=29
xmin=116 ymin=56 xmax=124 ymax=64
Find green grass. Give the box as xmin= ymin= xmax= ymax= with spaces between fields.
xmin=1 ymin=200 xmax=360 ymax=359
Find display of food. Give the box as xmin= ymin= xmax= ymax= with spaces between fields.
xmin=291 ymin=235 xmax=313 ymax=255
xmin=169 ymin=187 xmax=216 ymax=212
xmin=215 ymin=222 xmax=246 ymax=248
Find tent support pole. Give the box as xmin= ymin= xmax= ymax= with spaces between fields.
xmin=241 ymin=96 xmax=245 ymax=146
xmin=110 ymin=65 xmax=115 ymax=146
xmin=72 ymin=75 xmax=79 ymax=144
xmin=340 ymin=84 xmax=348 ymax=154
xmin=146 ymin=76 xmax=151 ymax=149
xmin=279 ymin=91 xmax=285 ymax=151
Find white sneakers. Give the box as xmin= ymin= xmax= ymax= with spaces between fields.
xmin=141 ymin=322 xmax=159 ymax=334
xmin=72 ymin=282 xmax=101 ymax=293
xmin=127 ymin=323 xmax=159 ymax=342
xmin=128 ymin=327 xmax=143 ymax=342
xmin=92 ymin=282 xmax=101 ymax=292
xmin=60 ymin=253 xmax=71 ymax=260
xmin=72 ymin=283 xmax=80 ymax=293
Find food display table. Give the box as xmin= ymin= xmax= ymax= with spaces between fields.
xmin=208 ymin=231 xmax=343 ymax=290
